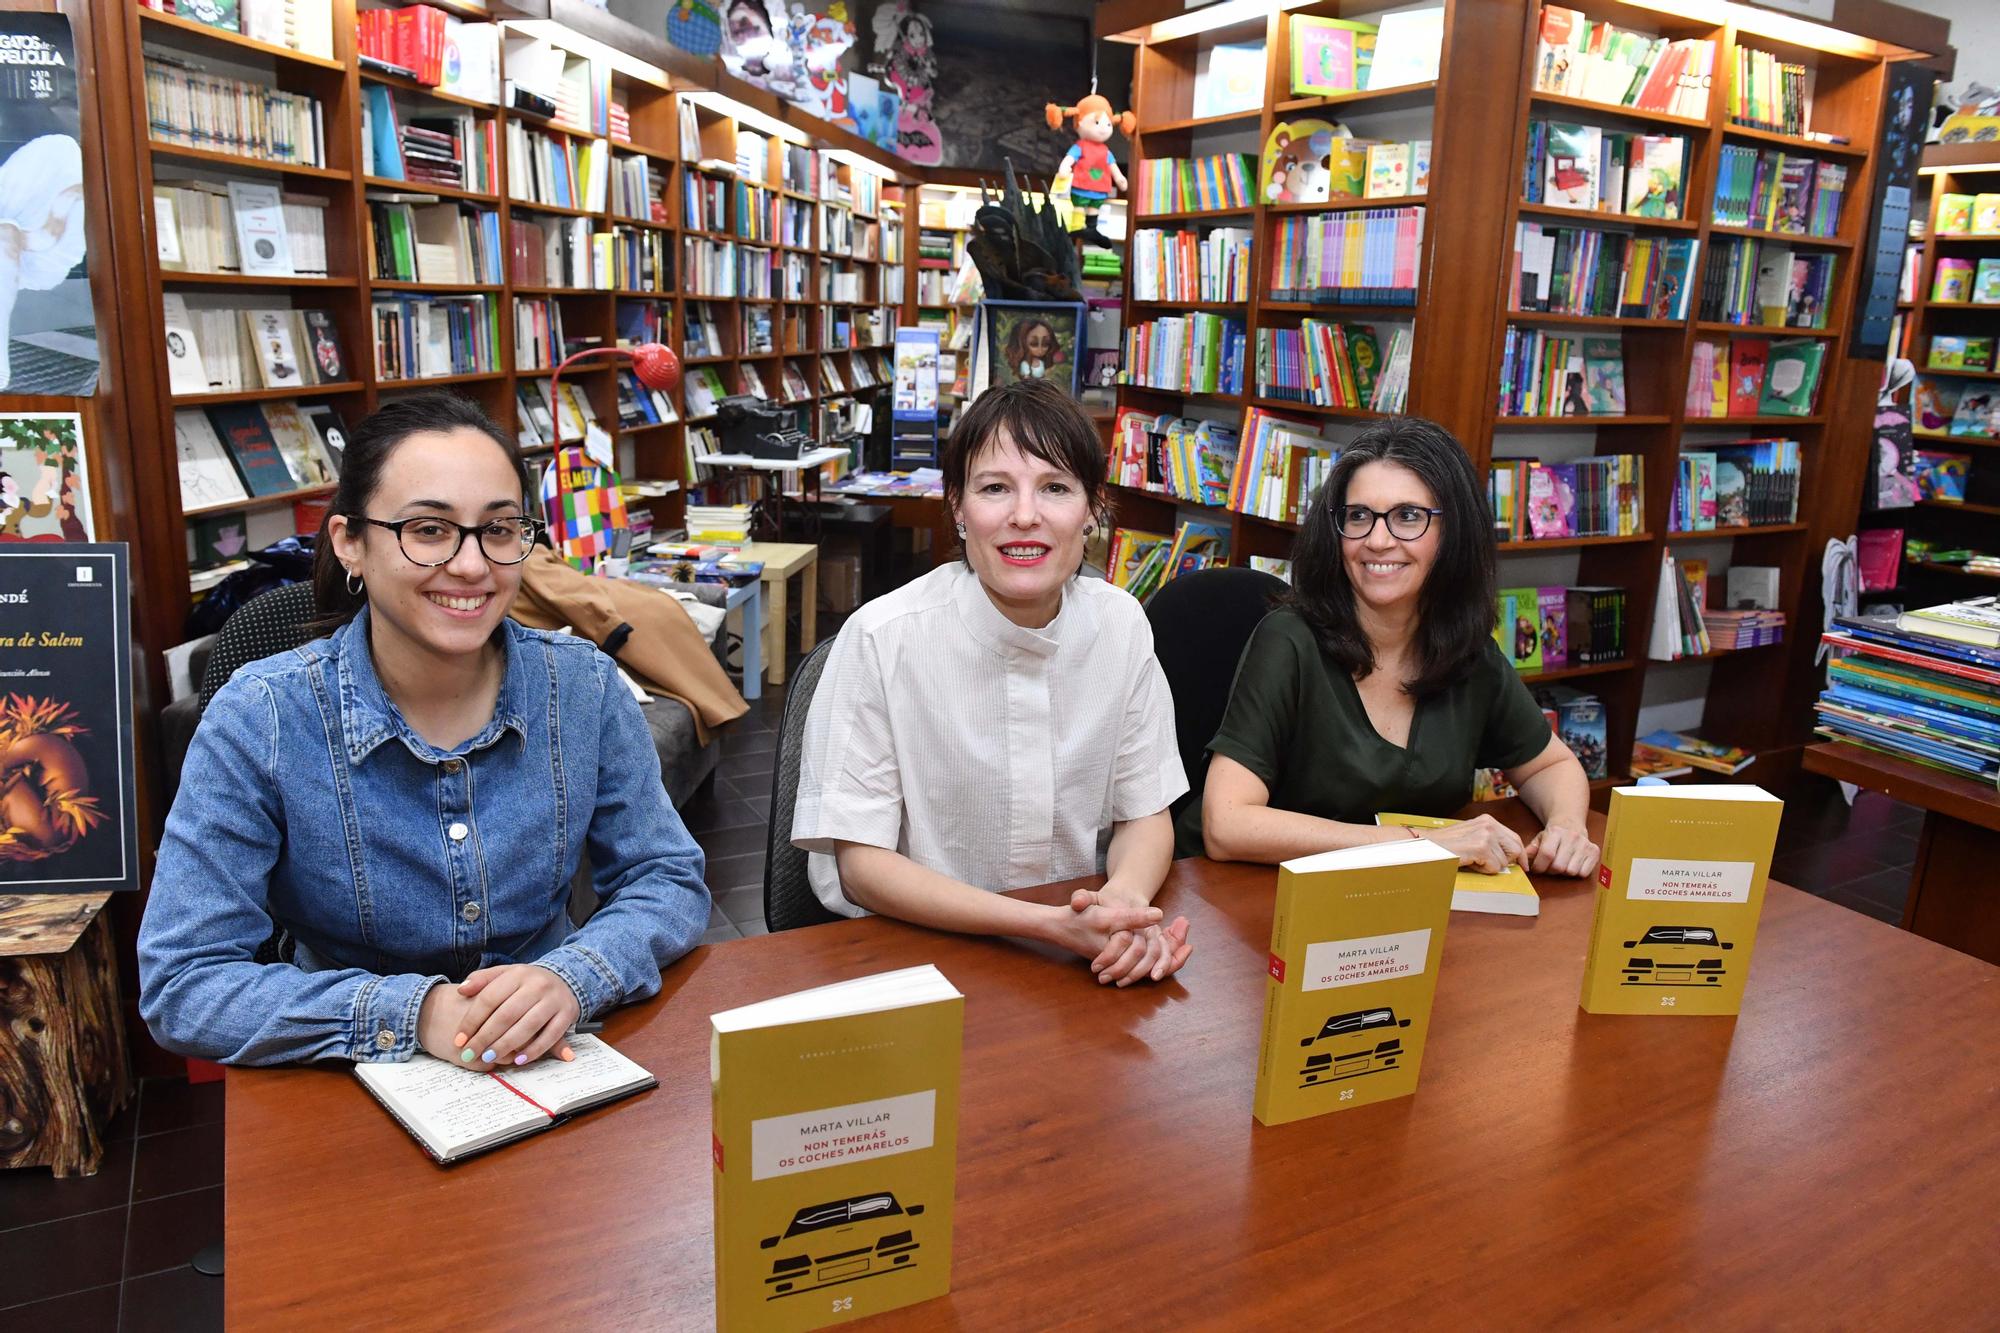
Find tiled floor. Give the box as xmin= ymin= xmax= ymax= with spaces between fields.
xmin=0 ymin=630 xmax=1927 ymax=1330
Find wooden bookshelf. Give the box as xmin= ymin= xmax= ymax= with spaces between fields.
xmin=1100 ymin=0 xmax=1939 ymax=784
xmin=119 ymin=0 xmax=915 ymax=630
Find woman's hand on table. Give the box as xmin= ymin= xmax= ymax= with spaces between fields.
xmin=1073 ymin=886 xmax=1193 ymax=986
xmin=1523 ymin=822 xmax=1601 ymax=880
xmin=1427 ymin=814 xmax=1526 ymax=874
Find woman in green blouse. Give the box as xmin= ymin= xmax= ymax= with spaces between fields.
xmin=1179 ymin=417 xmax=1600 ymax=879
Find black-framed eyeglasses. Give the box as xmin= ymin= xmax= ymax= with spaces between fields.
xmin=358 ymin=515 xmax=542 ymax=567
xmin=1336 ymin=504 xmax=1444 ymax=541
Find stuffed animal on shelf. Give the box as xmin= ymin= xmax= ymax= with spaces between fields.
xmin=1045 ymin=93 xmax=1135 ymax=242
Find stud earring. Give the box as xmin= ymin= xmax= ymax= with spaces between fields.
xmin=1083 ymin=523 xmax=1096 ymax=537
xmin=954 ymin=523 xmax=966 ymax=538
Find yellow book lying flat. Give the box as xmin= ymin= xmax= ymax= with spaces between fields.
xmin=1254 ymin=838 xmax=1458 ymax=1126
xmin=712 ymin=966 xmax=963 ymax=1332
xmin=1376 ymin=812 xmax=1541 ymax=916
xmin=1580 ymin=785 xmax=1783 ymax=1016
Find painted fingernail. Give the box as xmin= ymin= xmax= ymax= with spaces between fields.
xmin=453 ymin=1033 xmax=468 ymax=1048
xmin=459 ymin=1048 xmax=475 ymax=1062
xmin=514 ymin=1054 xmax=529 ymax=1066
xmin=560 ymin=1048 xmax=576 ymax=1061
xmin=481 ymin=1049 xmax=497 ymax=1063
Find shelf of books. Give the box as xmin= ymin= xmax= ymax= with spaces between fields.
xmin=1881 ymin=151 xmax=2000 ymax=607
xmin=127 ymin=0 xmax=912 ymax=606
xmin=1102 ymin=0 xmax=1918 ymax=788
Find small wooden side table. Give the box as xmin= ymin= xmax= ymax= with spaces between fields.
xmin=738 ymin=542 xmax=820 ymax=686
xmin=0 ymin=894 xmax=133 ymax=1177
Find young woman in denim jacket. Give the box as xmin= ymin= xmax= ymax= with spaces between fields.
xmin=139 ymin=394 xmax=710 ymax=1069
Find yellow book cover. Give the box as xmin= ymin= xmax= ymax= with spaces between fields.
xmin=712 ymin=966 xmax=963 ymax=1332
xmin=1376 ymin=812 xmax=1540 ymax=916
xmin=1254 ymin=838 xmax=1458 ymax=1127
xmin=1580 ymin=785 xmax=1783 ymax=1015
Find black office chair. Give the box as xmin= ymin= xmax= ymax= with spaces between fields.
xmin=763 ymin=637 xmax=844 ymax=932
xmin=196 ymin=580 xmax=319 ymax=709
xmin=1144 ymin=567 xmax=1288 ymax=824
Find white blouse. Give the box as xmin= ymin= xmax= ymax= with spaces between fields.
xmin=792 ymin=561 xmax=1187 ymax=918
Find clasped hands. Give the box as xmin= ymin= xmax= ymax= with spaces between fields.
xmin=417 ymin=964 xmax=580 ymax=1071
xmin=1046 ymin=886 xmax=1193 ymax=987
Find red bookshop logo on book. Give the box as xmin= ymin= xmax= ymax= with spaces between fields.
xmin=1267 ymin=952 xmax=1286 ymax=983
xmin=1599 ymin=864 xmax=1613 ymax=889
xmin=713 ymin=1132 xmax=725 ymax=1172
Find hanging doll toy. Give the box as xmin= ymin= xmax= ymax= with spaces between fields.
xmin=1046 ymin=93 xmax=1135 ymax=245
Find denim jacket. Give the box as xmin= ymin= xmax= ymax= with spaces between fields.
xmin=138 ymin=607 xmax=710 ymax=1066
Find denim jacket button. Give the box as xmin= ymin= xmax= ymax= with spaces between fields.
xmin=448 ymin=821 xmax=468 ymax=841
xmin=461 ymin=901 xmax=481 ymax=923
xmin=442 ymin=759 xmax=462 ymax=773
xmin=375 ymin=1029 xmax=395 ymax=1050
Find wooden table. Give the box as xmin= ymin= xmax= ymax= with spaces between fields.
xmin=825 ymin=480 xmax=952 ymax=568
xmin=737 ymin=541 xmax=818 ymax=685
xmin=1803 ymin=739 xmax=2000 ymax=965
xmin=225 ymin=815 xmax=2000 ymax=1328
xmin=1 ymin=894 xmax=132 ymax=1177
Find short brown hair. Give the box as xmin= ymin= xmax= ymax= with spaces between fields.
xmin=941 ymin=379 xmax=1108 ymax=522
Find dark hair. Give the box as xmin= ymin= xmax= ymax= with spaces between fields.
xmin=1284 ymin=416 xmax=1496 ymax=698
xmin=311 ymin=393 xmax=528 ymax=631
xmin=940 ymin=378 xmax=1108 ymax=553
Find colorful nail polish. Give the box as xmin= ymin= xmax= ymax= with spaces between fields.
xmin=452 ymin=1033 xmax=468 ymax=1048
xmin=459 ymin=1048 xmax=475 ymax=1062
xmin=514 ymin=1054 xmax=528 ymax=1066
xmin=481 ymin=1049 xmax=497 ymax=1063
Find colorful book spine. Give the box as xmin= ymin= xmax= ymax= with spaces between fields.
xmin=1267 ymin=207 xmax=1424 ymax=305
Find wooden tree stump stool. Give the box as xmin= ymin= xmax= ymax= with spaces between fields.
xmin=0 ymin=894 xmax=133 ymax=1178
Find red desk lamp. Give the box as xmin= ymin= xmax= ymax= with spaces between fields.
xmin=545 ymin=341 xmax=681 ymax=566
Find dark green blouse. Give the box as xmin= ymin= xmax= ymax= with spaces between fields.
xmin=1174 ymin=608 xmax=1554 ymax=857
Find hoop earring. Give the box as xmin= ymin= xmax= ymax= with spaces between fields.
xmin=345 ymin=570 xmax=364 ymax=596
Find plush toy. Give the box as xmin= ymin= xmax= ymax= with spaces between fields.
xmin=1046 ymin=93 xmax=1135 ymax=242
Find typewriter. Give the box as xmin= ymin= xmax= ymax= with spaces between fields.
xmin=717 ymin=396 xmax=815 ymax=461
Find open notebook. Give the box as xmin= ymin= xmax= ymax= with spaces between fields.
xmin=353 ymin=1034 xmax=656 ymax=1164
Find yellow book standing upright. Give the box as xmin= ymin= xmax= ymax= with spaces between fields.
xmin=1580 ymin=785 xmax=1783 ymax=1015
xmin=712 ymin=966 xmax=964 ymax=1332
xmin=1254 ymin=838 xmax=1458 ymax=1126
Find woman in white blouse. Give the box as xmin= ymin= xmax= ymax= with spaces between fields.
xmin=793 ymin=379 xmax=1193 ymax=985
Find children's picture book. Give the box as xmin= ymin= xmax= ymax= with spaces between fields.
xmin=1947 ymin=391 xmax=1994 ymax=440
xmin=1365 ymin=143 xmax=1411 ymax=198
xmin=1254 ymin=837 xmax=1457 ymax=1125
xmin=1975 ymin=193 xmax=2000 ymax=234
xmin=1288 ymin=16 xmax=1375 ymax=96
xmin=1913 ymin=450 xmax=1971 ymax=500
xmin=1727 ymin=338 xmax=1768 ymax=416
xmin=1936 ymin=193 xmax=1974 ymax=234
xmin=1915 ymin=377 xmax=1961 ymax=432
xmin=1632 ymin=729 xmax=1756 ymax=774
xmin=1195 ymin=39 xmax=1268 ymax=116
xmin=1975 ymin=259 xmax=2000 ymax=305
xmin=1538 ymin=586 xmax=1569 ymax=668
xmin=1581 ymin=337 xmax=1626 ymax=412
xmin=1496 ymin=586 xmax=1545 ymax=671
xmin=1525 ymin=463 xmax=1576 ymax=539
xmin=712 ymin=966 xmax=962 ymax=1330
xmin=352 ymin=1034 xmax=655 ymax=1164
xmin=1932 ymin=258 xmax=1974 ymax=303
xmin=1757 ymin=338 xmax=1823 ymax=415
xmin=1261 ymin=120 xmax=1340 ymax=203
xmin=1580 ymin=785 xmax=1783 ymax=1016
xmin=1366 ymin=6 xmax=1444 ymax=89
xmin=1377 ymin=812 xmax=1540 ymax=916
xmin=1928 ymin=335 xmax=1980 ymax=370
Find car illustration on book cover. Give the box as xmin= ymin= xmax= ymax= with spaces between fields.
xmin=761 ymin=1192 xmax=925 ymax=1299
xmin=1298 ymin=1007 xmax=1410 ymax=1087
xmin=1620 ymin=924 xmax=1734 ymax=986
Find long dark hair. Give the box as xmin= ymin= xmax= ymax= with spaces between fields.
xmin=941 ymin=378 xmax=1109 ymax=556
xmin=310 ymin=393 xmax=528 ymax=631
xmin=1285 ymin=416 xmax=1496 ymax=698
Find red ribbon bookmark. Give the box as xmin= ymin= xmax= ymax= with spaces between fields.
xmin=488 ymin=1072 xmax=556 ymax=1118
